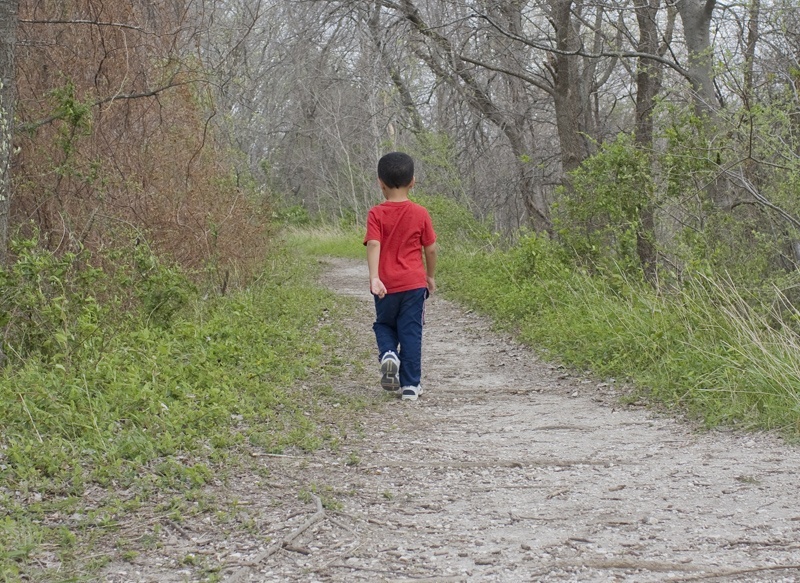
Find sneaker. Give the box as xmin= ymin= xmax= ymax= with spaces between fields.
xmin=380 ymin=351 xmax=400 ymax=391
xmin=401 ymin=385 xmax=423 ymax=401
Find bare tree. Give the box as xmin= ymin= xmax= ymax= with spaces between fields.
xmin=0 ymin=0 xmax=18 ymax=262
xmin=634 ymin=0 xmax=674 ymax=279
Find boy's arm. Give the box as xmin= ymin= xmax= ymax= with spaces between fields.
xmin=366 ymin=239 xmax=387 ymax=298
xmin=424 ymin=242 xmax=438 ymax=294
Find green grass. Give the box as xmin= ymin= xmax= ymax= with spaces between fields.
xmin=281 ymin=224 xmax=364 ymax=259
xmin=438 ymin=236 xmax=800 ymax=435
xmin=0 ymin=242 xmax=375 ymax=581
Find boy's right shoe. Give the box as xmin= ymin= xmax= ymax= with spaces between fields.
xmin=401 ymin=385 xmax=423 ymax=401
xmin=380 ymin=351 xmax=401 ymax=391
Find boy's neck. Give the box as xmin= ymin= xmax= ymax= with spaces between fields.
xmin=382 ymin=187 xmax=412 ymax=203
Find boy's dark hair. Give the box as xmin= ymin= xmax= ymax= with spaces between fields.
xmin=377 ymin=152 xmax=414 ymax=189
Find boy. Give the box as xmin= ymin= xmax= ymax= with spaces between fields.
xmin=364 ymin=152 xmax=437 ymax=401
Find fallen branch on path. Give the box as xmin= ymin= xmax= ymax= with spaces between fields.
xmin=668 ymin=564 xmax=800 ymax=581
xmin=224 ymin=494 xmax=325 ymax=582
xmin=370 ymin=458 xmax=616 ymax=470
xmin=385 ymin=577 xmax=468 ymax=583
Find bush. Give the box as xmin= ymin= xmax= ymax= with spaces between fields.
xmin=0 ymin=235 xmax=107 ymax=364
xmin=0 ymin=233 xmax=195 ymax=365
xmin=412 ymin=193 xmax=492 ymax=250
xmin=553 ymin=133 xmax=651 ymax=275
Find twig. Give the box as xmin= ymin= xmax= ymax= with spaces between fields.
xmin=166 ymin=519 xmax=191 ymax=540
xmin=327 ymin=516 xmax=357 ymax=536
xmin=668 ymin=564 xmax=800 ymax=581
xmin=283 ymin=544 xmax=310 ymax=555
xmin=280 ymin=494 xmax=325 ymax=548
xmin=385 ymin=577 xmax=468 ymax=583
xmin=224 ymin=494 xmax=325 ymax=582
xmin=547 ymin=488 xmax=571 ymax=500
xmin=369 ymin=458 xmax=616 ymax=470
xmin=312 ymin=515 xmax=364 ymax=571
xmin=324 ymin=563 xmax=407 ymax=576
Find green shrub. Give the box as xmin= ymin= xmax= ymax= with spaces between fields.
xmin=0 ymin=235 xmax=107 ymax=364
xmin=0 ymin=233 xmax=194 ymax=365
xmin=412 ymin=193 xmax=492 ymax=250
xmin=553 ymin=133 xmax=651 ymax=275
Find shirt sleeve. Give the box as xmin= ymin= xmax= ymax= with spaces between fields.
xmin=364 ymin=208 xmax=381 ymax=245
xmin=420 ymin=209 xmax=436 ymax=247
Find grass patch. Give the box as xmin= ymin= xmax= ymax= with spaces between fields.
xmin=437 ymin=231 xmax=800 ymax=435
xmin=0 ymin=242 xmax=375 ymax=580
xmin=281 ymin=225 xmax=364 ymax=259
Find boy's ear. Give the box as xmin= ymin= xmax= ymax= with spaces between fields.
xmin=409 ymin=177 xmax=416 ymax=189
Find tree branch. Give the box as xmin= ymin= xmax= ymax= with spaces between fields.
xmin=19 ymin=19 xmax=148 ymax=33
xmin=18 ymin=79 xmax=206 ymax=133
xmin=473 ymin=11 xmax=693 ymax=82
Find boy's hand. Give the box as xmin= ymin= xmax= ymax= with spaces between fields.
xmin=371 ymin=277 xmax=387 ymax=299
xmin=426 ymin=276 xmax=436 ymax=295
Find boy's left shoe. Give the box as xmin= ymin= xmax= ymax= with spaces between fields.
xmin=400 ymin=385 xmax=423 ymax=401
xmin=380 ymin=351 xmax=401 ymax=391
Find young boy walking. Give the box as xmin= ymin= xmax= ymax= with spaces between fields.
xmin=364 ymin=152 xmax=437 ymax=401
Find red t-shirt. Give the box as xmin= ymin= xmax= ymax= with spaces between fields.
xmin=364 ymin=200 xmax=437 ymax=294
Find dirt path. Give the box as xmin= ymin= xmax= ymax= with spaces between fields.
xmin=106 ymin=258 xmax=800 ymax=582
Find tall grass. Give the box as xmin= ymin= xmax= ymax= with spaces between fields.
xmin=436 ymin=226 xmax=800 ymax=434
xmin=281 ymin=224 xmax=364 ymax=259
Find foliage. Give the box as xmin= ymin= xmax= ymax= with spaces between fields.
xmin=437 ymin=219 xmax=800 ymax=434
xmin=0 ymin=232 xmax=195 ymax=366
xmin=660 ymin=108 xmax=718 ymax=203
xmin=282 ymin=225 xmax=365 ymax=259
xmin=657 ymin=102 xmax=800 ymax=286
xmin=412 ymin=193 xmax=493 ymax=251
xmin=0 ymin=236 xmax=368 ymax=579
xmin=553 ymin=133 xmax=652 ymax=275
xmin=407 ymin=131 xmax=465 ymax=201
xmin=273 ymin=204 xmax=312 ymax=227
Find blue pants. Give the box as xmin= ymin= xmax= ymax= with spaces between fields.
xmin=373 ymin=287 xmax=428 ymax=387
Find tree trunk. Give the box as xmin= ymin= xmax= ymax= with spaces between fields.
xmin=549 ymin=0 xmax=587 ymax=176
xmin=367 ymin=0 xmax=424 ymax=135
xmin=0 ymin=0 xmax=18 ymax=263
xmin=743 ymin=0 xmax=760 ymax=99
xmin=675 ymin=0 xmax=717 ymax=114
xmin=634 ymin=0 xmax=664 ymax=282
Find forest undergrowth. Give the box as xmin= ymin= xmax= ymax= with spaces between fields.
xmin=0 ymin=234 xmax=377 ymax=581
